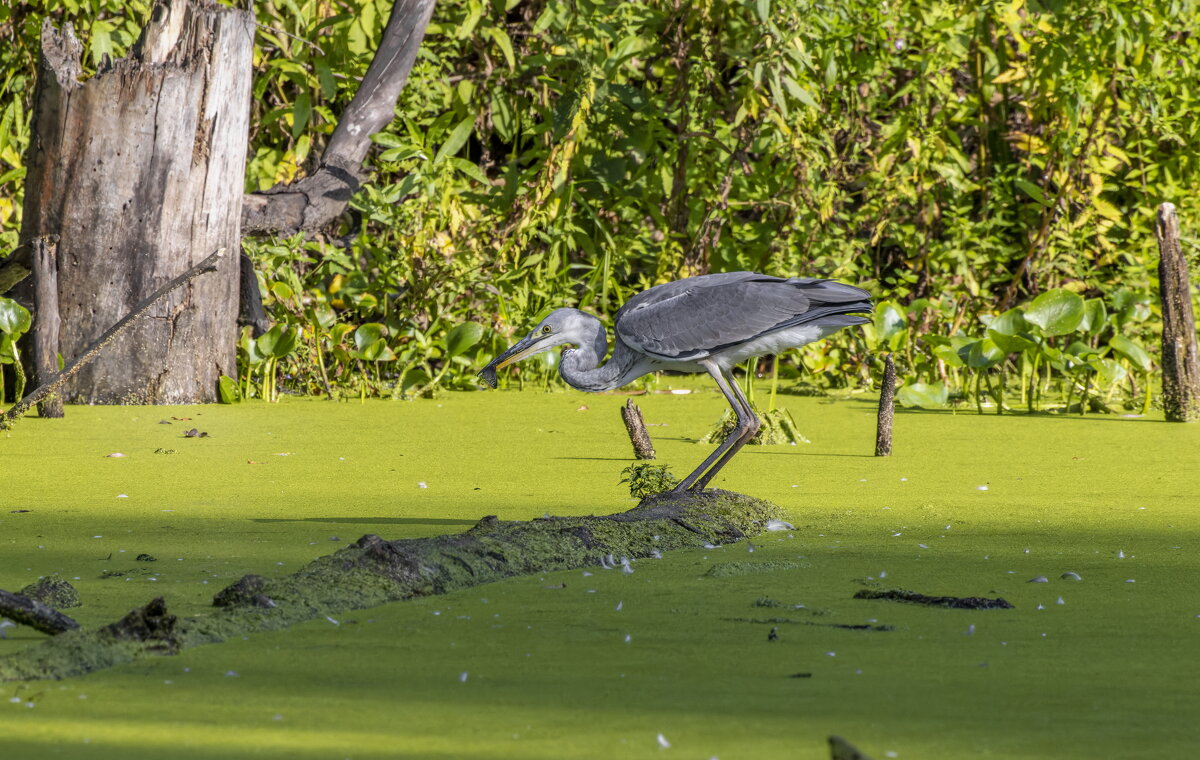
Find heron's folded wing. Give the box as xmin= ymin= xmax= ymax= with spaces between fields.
xmin=615 ymin=278 xmax=806 ymax=360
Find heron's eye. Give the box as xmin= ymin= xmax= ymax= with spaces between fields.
xmin=542 ymin=325 xmax=552 ymax=334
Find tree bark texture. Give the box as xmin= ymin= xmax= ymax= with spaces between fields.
xmin=2 ymin=250 xmax=224 ymax=429
xmin=241 ymin=0 xmax=436 ymax=235
xmin=1156 ymin=203 xmax=1200 ymax=422
xmin=19 ymin=0 xmax=252 ymax=404
xmin=874 ymin=354 xmax=895 ymax=456
xmin=30 ymin=236 xmax=63 ymax=417
xmin=621 ymin=398 xmax=656 ymax=459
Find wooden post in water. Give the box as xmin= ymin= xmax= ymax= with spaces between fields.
xmin=875 ymin=355 xmax=896 ymax=456
xmin=621 ymin=399 xmax=657 ymax=460
xmin=1156 ymin=203 xmax=1200 ymax=422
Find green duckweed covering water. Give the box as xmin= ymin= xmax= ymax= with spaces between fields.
xmin=1 ymin=389 xmax=1198 ymax=758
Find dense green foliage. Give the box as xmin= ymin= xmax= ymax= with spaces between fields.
xmin=1 ymin=0 xmax=1198 ymax=408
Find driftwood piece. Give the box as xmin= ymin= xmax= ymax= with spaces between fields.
xmin=0 ymin=490 xmax=779 ymax=682
xmin=20 ymin=2 xmax=251 ymax=404
xmin=241 ymin=0 xmax=436 ymax=235
xmin=0 ymin=588 xmax=80 ymax=635
xmin=621 ymin=398 xmax=657 ymax=459
xmin=1 ymin=250 xmax=224 ymax=428
xmin=874 ymin=354 xmax=895 ymax=456
xmin=1156 ymin=203 xmax=1200 ymax=422
xmin=854 ymin=588 xmax=1014 ymax=610
xmin=30 ymin=236 xmax=63 ymax=418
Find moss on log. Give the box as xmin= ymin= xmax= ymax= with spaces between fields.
xmin=0 ymin=490 xmax=779 ymax=682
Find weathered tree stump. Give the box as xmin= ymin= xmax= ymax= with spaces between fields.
xmin=18 ymin=0 xmax=252 ymax=403
xmin=1156 ymin=203 xmax=1200 ymax=422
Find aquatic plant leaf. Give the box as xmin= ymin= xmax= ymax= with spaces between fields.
xmin=986 ymin=308 xmax=1036 ymax=353
xmin=958 ymin=338 xmax=1005 ymax=369
xmin=1109 ymin=334 xmax=1152 ymax=371
xmin=1078 ymin=298 xmax=1107 ymax=335
xmin=217 ymin=375 xmax=241 ymax=404
xmin=0 ymin=296 xmax=31 ymax=336
xmin=896 ymin=381 xmax=948 ymax=409
xmin=256 ymin=324 xmax=300 ymax=359
xmin=1024 ymin=289 xmax=1084 ymax=336
xmin=444 ymin=322 xmax=484 ymax=358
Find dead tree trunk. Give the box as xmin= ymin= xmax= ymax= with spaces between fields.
xmin=18 ymin=1 xmax=252 ymax=404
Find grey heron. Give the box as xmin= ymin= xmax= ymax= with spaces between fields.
xmin=479 ymin=272 xmax=873 ymax=492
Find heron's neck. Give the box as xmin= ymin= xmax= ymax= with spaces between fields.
xmin=558 ymin=322 xmax=647 ymax=392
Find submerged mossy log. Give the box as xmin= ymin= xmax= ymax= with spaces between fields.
xmin=0 ymin=491 xmax=779 ymax=682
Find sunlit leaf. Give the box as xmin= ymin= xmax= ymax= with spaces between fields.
xmin=1024 ymin=289 xmax=1085 ymax=336
xmin=1109 ymin=334 xmax=1152 ymax=371
xmin=444 ymin=321 xmax=484 ymax=358
xmin=0 ymin=296 xmax=32 ymax=336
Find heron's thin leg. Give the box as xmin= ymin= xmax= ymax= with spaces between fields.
xmin=674 ymin=363 xmax=759 ymax=492
xmin=692 ymin=366 xmax=761 ymax=491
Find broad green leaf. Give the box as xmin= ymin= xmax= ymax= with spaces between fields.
xmin=986 ymin=308 xmax=1036 ymax=353
xmin=434 ymin=117 xmax=475 ymax=165
xmin=1024 ymin=289 xmax=1085 ymax=336
xmin=444 ymin=321 xmax=484 ymax=358
xmin=356 ymin=338 xmax=396 ymax=362
xmin=1109 ymin=334 xmax=1152 ymax=371
xmin=269 ymin=281 xmax=294 ymax=301
xmin=1094 ymin=358 xmax=1127 ymax=387
xmin=873 ymin=301 xmax=906 ymax=340
xmin=958 ymin=338 xmax=1005 ymax=369
xmin=256 ymin=324 xmax=299 ymax=359
xmin=0 ymin=296 xmax=32 ymax=336
xmin=217 ymin=375 xmax=241 ymax=404
xmin=1078 ymin=298 xmax=1107 ymax=335
xmin=354 ymin=323 xmax=388 ymax=352
xmin=0 ymin=334 xmax=14 ymax=364
xmin=896 ymin=381 xmax=948 ymax=409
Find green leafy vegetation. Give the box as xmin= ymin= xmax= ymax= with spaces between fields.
xmin=1 ymin=0 xmax=1198 ymax=407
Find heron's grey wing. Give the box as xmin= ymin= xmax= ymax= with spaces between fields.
xmin=614 ymin=274 xmax=807 ymax=360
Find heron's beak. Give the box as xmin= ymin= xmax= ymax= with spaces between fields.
xmin=477 ymin=332 xmax=552 ymax=389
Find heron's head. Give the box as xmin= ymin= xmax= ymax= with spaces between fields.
xmin=478 ymin=308 xmax=598 ymax=388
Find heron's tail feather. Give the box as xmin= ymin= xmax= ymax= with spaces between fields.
xmin=815 ymin=314 xmax=871 ymax=328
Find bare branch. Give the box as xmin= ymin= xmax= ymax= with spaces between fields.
xmin=241 ymin=0 xmax=437 ymax=236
